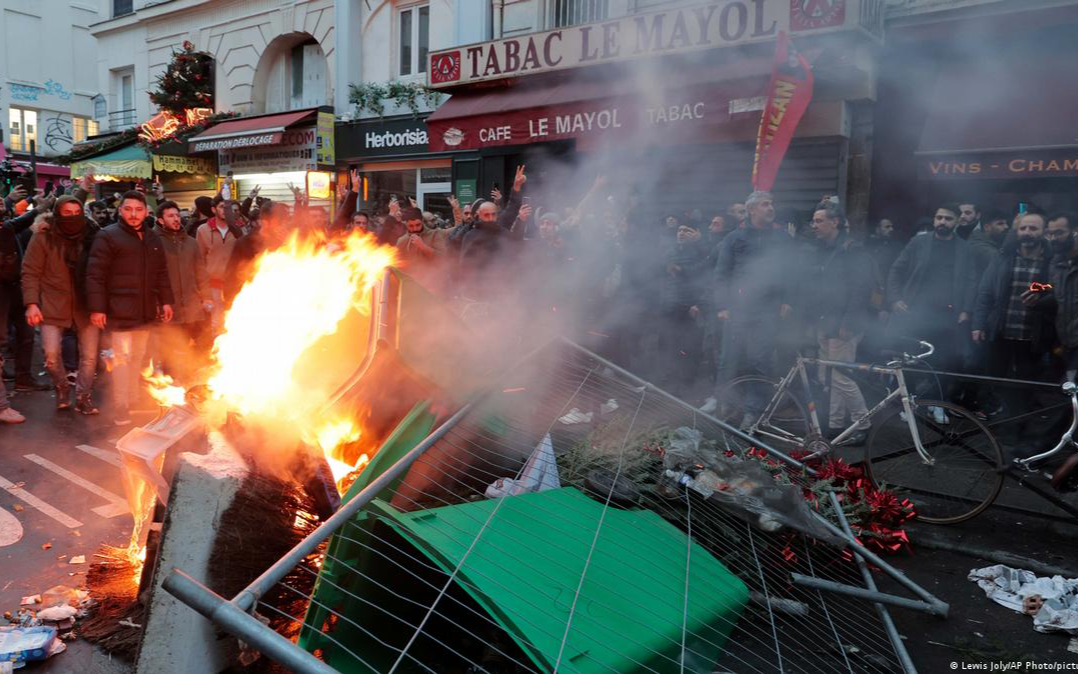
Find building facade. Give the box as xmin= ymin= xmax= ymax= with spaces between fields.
xmin=419 ymin=0 xmax=882 ymax=227
xmin=0 ymin=0 xmax=103 ymax=181
xmin=869 ymin=0 xmax=1078 ymax=232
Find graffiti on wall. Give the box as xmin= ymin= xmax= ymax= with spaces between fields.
xmin=9 ymin=80 xmax=73 ymax=102
xmin=10 ymin=84 xmax=43 ymax=101
xmin=43 ymin=115 xmax=73 ymax=152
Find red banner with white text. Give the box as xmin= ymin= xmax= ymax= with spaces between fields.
xmin=751 ymin=32 xmax=814 ymax=191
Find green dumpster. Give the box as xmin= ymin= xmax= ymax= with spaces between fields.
xmin=367 ymin=487 xmax=749 ymax=673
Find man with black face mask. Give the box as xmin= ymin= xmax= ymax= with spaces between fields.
xmin=972 ymin=213 xmax=1053 ymax=433
xmin=888 ymin=205 xmax=980 ymax=408
xmin=21 ymin=196 xmax=101 ymax=413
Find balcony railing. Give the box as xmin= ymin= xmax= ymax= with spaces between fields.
xmin=551 ymin=0 xmax=610 ymax=28
xmin=109 ymin=108 xmax=137 ymax=131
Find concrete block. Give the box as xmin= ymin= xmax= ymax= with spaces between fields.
xmin=135 ymin=433 xmax=249 ymax=674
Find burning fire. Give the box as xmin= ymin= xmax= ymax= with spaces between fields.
xmin=118 ymin=231 xmax=395 ymax=585
xmin=307 ymin=417 xmax=372 ymax=489
xmin=142 ymin=362 xmax=187 ymax=407
xmin=207 ymin=232 xmax=396 ymax=421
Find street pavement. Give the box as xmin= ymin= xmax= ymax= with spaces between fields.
xmin=0 ymin=383 xmax=153 ymax=673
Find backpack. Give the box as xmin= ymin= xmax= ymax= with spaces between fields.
xmin=0 ymin=226 xmax=21 ymax=283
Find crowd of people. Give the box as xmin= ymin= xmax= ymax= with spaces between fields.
xmin=2 ymin=165 xmax=1077 ymax=462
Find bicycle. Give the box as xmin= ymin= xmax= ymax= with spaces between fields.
xmin=1016 ymin=381 xmax=1078 ymax=493
xmin=717 ymin=341 xmax=1005 ymax=524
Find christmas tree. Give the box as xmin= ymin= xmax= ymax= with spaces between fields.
xmin=149 ymin=40 xmax=213 ymax=115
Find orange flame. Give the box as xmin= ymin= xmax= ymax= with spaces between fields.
xmin=206 ymin=231 xmax=396 ymax=421
xmin=141 ymin=362 xmax=187 ymax=407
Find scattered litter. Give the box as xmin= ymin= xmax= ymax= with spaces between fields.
xmin=4 ymin=482 xmax=25 ymax=491
xmin=68 ymin=556 xmax=85 ymax=565
xmin=69 ymin=530 xmax=80 ymax=538
xmin=20 ymin=596 xmax=40 ymax=607
xmin=1 ymin=582 xmax=10 ymax=592
xmin=486 ymin=434 xmax=561 ymax=499
xmin=1068 ymin=637 xmax=1078 ymax=655
xmin=12 ymin=505 xmax=22 ymax=513
xmin=58 ymin=631 xmax=77 ymax=642
xmin=46 ymin=638 xmax=66 ymax=657
xmin=41 ymin=543 xmax=51 ymax=551
xmin=970 ymin=565 xmax=1078 ymax=635
xmin=600 ymin=398 xmax=619 ymax=415
xmin=36 ymin=605 xmax=77 ymax=623
xmin=56 ymin=555 xmax=67 ymax=561
xmin=117 ymin=618 xmax=141 ymax=629
xmin=558 ymin=408 xmax=593 ymax=425
xmin=40 ymin=586 xmax=84 ymax=609
xmin=973 ymin=632 xmax=984 ymax=638
xmin=0 ymin=625 xmax=57 ymax=667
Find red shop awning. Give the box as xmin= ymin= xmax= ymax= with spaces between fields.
xmin=188 ymin=109 xmax=317 ymax=153
xmin=427 ymin=62 xmax=770 ymax=153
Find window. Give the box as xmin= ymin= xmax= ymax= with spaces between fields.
xmin=551 ymin=0 xmax=609 ymax=28
xmin=111 ymin=70 xmax=135 ymax=130
xmin=113 ymin=0 xmax=133 ymax=17
xmin=7 ymin=108 xmax=37 ymax=153
xmin=398 ymin=4 xmax=429 ymax=77
xmin=72 ymin=117 xmax=100 ymax=144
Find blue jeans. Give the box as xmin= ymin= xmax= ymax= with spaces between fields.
xmin=111 ymin=329 xmax=150 ymax=411
xmin=42 ymin=323 xmax=100 ymax=396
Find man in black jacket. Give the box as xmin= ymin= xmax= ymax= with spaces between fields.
xmin=1044 ymin=216 xmax=1078 ymax=383
xmin=972 ymin=213 xmax=1053 ymax=429
xmin=86 ymin=191 xmax=174 ymax=425
xmin=804 ymin=202 xmax=876 ymax=446
xmin=2 ymin=186 xmax=55 ymax=391
xmin=887 ymin=204 xmax=979 ymax=394
xmin=702 ymin=191 xmax=794 ymax=424
xmin=459 ymin=165 xmax=526 ymax=302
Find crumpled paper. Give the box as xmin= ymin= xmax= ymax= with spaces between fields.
xmin=969 ymin=565 xmax=1078 ymax=635
xmin=486 ymin=433 xmax=561 ymax=498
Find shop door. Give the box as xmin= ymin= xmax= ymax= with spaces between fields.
xmin=417 ymin=166 xmax=452 ymax=220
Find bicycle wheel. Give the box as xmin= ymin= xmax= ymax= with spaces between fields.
xmin=717 ymin=376 xmax=810 ymax=448
xmin=865 ymin=399 xmax=1004 ymax=524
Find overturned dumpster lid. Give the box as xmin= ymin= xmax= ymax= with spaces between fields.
xmin=376 ymin=487 xmax=749 ymax=674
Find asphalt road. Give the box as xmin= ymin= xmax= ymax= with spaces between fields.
xmin=0 ymin=383 xmax=155 ymax=673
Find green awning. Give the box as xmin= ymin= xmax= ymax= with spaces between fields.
xmin=71 ymin=143 xmax=152 ymax=180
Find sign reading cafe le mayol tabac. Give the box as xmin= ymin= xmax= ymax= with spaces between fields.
xmin=428 ymin=0 xmax=856 ymax=88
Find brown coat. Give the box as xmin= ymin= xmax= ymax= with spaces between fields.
xmin=159 ymin=226 xmax=210 ymax=325
xmin=196 ymin=218 xmax=239 ymax=284
xmin=21 ymin=228 xmax=91 ymax=328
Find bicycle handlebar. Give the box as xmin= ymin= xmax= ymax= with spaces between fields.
xmin=912 ymin=341 xmax=935 ymax=362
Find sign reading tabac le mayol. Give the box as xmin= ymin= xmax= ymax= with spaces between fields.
xmin=428 ymin=0 xmax=855 ymax=88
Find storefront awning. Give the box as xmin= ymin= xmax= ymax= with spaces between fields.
xmin=70 ymin=143 xmax=152 ymax=181
xmin=426 ymin=56 xmax=774 ymax=153
xmin=188 ymin=109 xmax=318 ymax=153
xmin=34 ymin=163 xmax=70 ymax=178
xmin=916 ymin=52 xmax=1078 ymax=180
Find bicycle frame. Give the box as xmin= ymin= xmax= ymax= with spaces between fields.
xmin=754 ymin=356 xmax=935 ymax=464
xmin=1015 ymin=383 xmax=1078 ymax=470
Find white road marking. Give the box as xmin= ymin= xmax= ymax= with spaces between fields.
xmin=0 ymin=474 xmax=82 ymax=528
xmin=0 ymin=506 xmax=23 ymax=547
xmin=23 ymin=454 xmax=129 ymax=519
xmin=75 ymin=444 xmax=122 ymax=468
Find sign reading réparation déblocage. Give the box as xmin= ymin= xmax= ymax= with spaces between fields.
xmin=429 ymin=0 xmax=858 ymax=88
xmin=217 ymin=127 xmax=325 ymax=174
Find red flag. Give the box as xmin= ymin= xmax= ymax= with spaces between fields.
xmin=751 ymin=32 xmax=814 ymax=192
